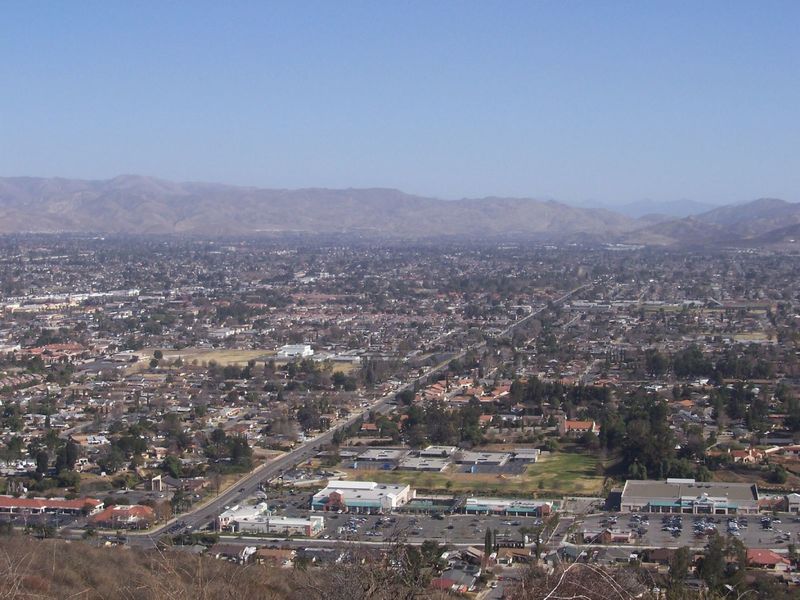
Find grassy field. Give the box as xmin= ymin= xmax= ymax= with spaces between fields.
xmin=340 ymin=451 xmax=604 ymax=497
xmin=161 ymin=348 xmax=274 ymax=366
xmin=144 ymin=347 xmax=356 ymax=373
xmin=733 ymin=332 xmax=772 ymax=343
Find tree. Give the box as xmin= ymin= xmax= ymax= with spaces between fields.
xmin=645 ymin=349 xmax=668 ymax=376
xmin=58 ymin=470 xmax=81 ymax=490
xmin=65 ymin=441 xmax=79 ymax=470
xmin=483 ymin=527 xmax=493 ymax=565
xmin=297 ymin=401 xmax=321 ymax=431
xmin=56 ymin=441 xmax=79 ymax=473
xmin=210 ymin=427 xmax=227 ymax=445
xmin=396 ymin=389 xmax=415 ymax=406
xmin=171 ymin=489 xmax=189 ymax=514
xmin=35 ymin=450 xmax=49 ymax=476
xmin=668 ymin=546 xmax=690 ymax=594
xmin=768 ymin=465 xmax=788 ymax=484
xmin=162 ymin=455 xmax=183 ymax=479
xmin=99 ymin=447 xmax=126 ymax=474
xmin=5 ymin=436 xmax=24 ymax=459
xmin=154 ymin=349 xmax=163 ymax=360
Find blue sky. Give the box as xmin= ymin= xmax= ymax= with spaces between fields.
xmin=2 ymin=1 xmax=798 ymax=205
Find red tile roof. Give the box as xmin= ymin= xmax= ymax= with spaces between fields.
xmin=565 ymin=420 xmax=596 ymax=430
xmin=0 ymin=495 xmax=102 ymax=511
xmin=747 ymin=548 xmax=790 ymax=567
xmin=90 ymin=504 xmax=154 ymax=523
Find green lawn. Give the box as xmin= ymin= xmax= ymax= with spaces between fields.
xmin=340 ymin=450 xmax=604 ymax=497
xmin=528 ymin=452 xmax=604 ymax=495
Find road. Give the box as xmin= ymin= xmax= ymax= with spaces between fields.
xmin=128 ymin=282 xmax=593 ymax=547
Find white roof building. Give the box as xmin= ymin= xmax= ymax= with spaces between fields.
xmin=277 ymin=344 xmax=314 ymax=359
xmin=311 ymin=480 xmax=414 ymax=513
xmin=217 ymin=502 xmax=324 ymax=536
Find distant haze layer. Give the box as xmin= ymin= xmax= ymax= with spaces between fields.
xmin=0 ymin=175 xmax=797 ymax=246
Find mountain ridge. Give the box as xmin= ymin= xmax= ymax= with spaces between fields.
xmin=0 ymin=175 xmax=797 ymax=245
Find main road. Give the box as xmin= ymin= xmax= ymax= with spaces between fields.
xmin=128 ymin=282 xmax=593 ymax=547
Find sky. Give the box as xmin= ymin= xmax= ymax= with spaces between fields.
xmin=1 ymin=1 xmax=799 ymax=206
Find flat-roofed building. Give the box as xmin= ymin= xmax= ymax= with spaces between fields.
xmin=420 ymin=445 xmax=458 ymax=457
xmin=277 ymin=344 xmax=314 ymax=359
xmin=454 ymin=451 xmax=511 ymax=467
xmin=463 ymin=497 xmax=552 ymax=517
xmin=311 ymin=480 xmax=413 ymax=513
xmin=397 ymin=456 xmax=450 ymax=472
xmin=511 ymin=448 xmax=540 ymax=463
xmin=355 ymin=448 xmax=408 ymax=468
xmin=218 ymin=502 xmax=324 ymax=537
xmin=620 ymin=478 xmax=759 ymax=515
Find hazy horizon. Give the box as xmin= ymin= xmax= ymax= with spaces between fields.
xmin=2 ymin=1 xmax=799 ymax=207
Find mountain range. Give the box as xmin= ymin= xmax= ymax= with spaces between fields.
xmin=0 ymin=175 xmax=798 ymax=247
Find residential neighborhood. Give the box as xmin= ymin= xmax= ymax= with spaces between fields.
xmin=0 ymin=236 xmax=799 ymax=598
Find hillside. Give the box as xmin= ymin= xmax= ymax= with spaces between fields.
xmin=621 ymin=198 xmax=800 ymax=247
xmin=0 ymin=536 xmax=290 ymax=600
xmin=1 ymin=176 xmax=797 ymax=245
xmin=0 ymin=175 xmax=633 ymax=239
xmin=693 ymin=198 xmax=800 ymax=237
xmin=0 ymin=536 xmax=456 ymax=600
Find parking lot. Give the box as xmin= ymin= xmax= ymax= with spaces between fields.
xmin=314 ymin=512 xmax=549 ymax=544
xmin=221 ymin=485 xmax=558 ymax=544
xmin=578 ymin=512 xmax=800 ymax=549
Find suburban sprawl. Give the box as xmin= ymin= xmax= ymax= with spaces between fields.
xmin=1 ymin=235 xmax=800 ymax=599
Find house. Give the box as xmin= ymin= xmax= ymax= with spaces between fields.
xmin=778 ymin=445 xmax=800 ymax=458
xmin=496 ymin=547 xmax=533 ymax=565
xmin=432 ymin=567 xmax=479 ymax=593
xmin=728 ymin=448 xmax=763 ymax=464
xmin=558 ymin=417 xmax=600 ymax=437
xmin=746 ymin=549 xmax=792 ymax=572
xmin=359 ymin=422 xmax=379 ymax=435
xmin=579 ymin=528 xmax=635 ymax=545
xmin=643 ymin=548 xmax=675 ymax=566
xmin=478 ymin=414 xmax=494 ymax=428
xmin=209 ymin=543 xmax=257 ymax=564
xmin=89 ymin=504 xmax=155 ymax=529
xmin=255 ymin=547 xmax=296 ymax=567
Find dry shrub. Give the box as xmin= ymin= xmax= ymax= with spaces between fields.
xmin=0 ymin=537 xmax=291 ymax=600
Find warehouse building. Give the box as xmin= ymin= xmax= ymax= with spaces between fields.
xmin=352 ymin=448 xmax=408 ymax=470
xmin=396 ymin=455 xmax=450 ymax=472
xmin=419 ymin=445 xmax=458 ymax=457
xmin=454 ymin=451 xmax=511 ymax=467
xmin=620 ymin=478 xmax=759 ymax=515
